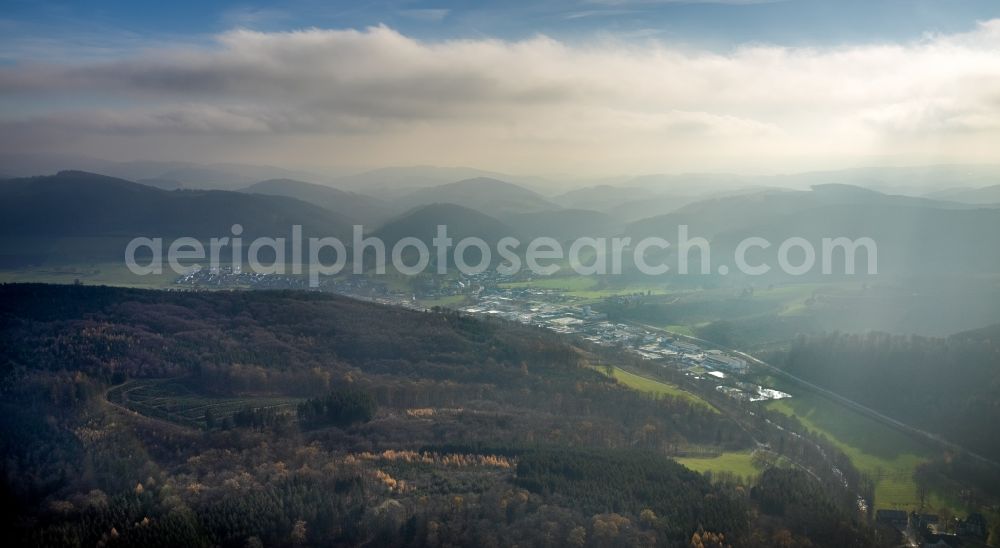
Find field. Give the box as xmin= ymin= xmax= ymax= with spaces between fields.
xmin=663 ymin=324 xmax=698 ymax=337
xmin=417 ymin=294 xmax=468 ymax=308
xmin=593 ymin=365 xmax=718 ymax=412
xmin=675 ymin=451 xmax=759 ymax=480
xmin=0 ymin=262 xmax=182 ymax=288
xmin=592 ymin=366 xmax=763 ymax=479
xmin=500 ymin=274 xmax=674 ymax=301
xmin=765 ymin=391 xmax=952 ymax=512
xmin=107 ymin=378 xmax=303 ymax=429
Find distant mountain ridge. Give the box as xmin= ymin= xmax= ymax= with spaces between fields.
xmin=627 ymin=184 xmax=989 ymax=240
xmin=552 ymin=185 xmax=658 ymax=211
xmin=374 ymin=203 xmax=520 ymax=245
xmin=241 ymin=178 xmax=396 ymax=226
xmin=619 ymin=184 xmax=1000 ymax=278
xmin=331 ymin=166 xmax=552 ymax=197
xmin=0 ymin=154 xmax=331 ymax=190
xmin=369 ymin=203 xmax=521 ymax=269
xmin=0 ymin=170 xmax=355 ymax=237
xmin=393 ymin=177 xmax=559 ymax=217
xmin=503 ymin=209 xmax=619 ymax=240
xmin=925 ymin=184 xmax=1000 ymax=205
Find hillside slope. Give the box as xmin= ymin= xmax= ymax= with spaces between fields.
xmin=394 ymin=177 xmax=558 ymax=217
xmin=242 ymin=178 xmax=395 ymax=225
xmin=0 ymin=284 xmax=880 ymax=547
xmin=0 ymin=171 xmax=352 ymax=239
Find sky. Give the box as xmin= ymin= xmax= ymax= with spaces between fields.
xmin=1 ymin=0 xmax=999 ymax=177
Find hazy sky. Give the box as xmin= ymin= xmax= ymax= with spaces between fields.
xmin=1 ymin=0 xmax=999 ymax=176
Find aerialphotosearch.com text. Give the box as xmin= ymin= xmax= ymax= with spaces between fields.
xmin=125 ymin=224 xmax=878 ymax=287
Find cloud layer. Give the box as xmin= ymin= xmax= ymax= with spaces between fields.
xmin=2 ymin=21 xmax=999 ymax=173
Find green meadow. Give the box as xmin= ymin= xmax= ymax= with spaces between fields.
xmin=765 ymin=392 xmax=951 ymax=512
xmin=675 ymin=451 xmax=759 ymax=480
xmin=500 ymin=274 xmax=674 ymax=301
xmin=0 ymin=262 xmax=181 ymax=289
xmin=592 ymin=365 xmax=718 ymax=412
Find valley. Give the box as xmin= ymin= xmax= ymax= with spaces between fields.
xmin=2 ymin=166 xmax=1000 ymax=546
xmin=5 ymin=4 xmax=1000 ymax=544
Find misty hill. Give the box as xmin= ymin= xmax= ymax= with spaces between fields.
xmin=771 ymin=164 xmax=1000 ymax=195
xmin=713 ymin=203 xmax=1000 ymax=275
xmin=556 ymin=182 xmax=771 ymax=223
xmin=619 ymin=185 xmax=1000 ymax=279
xmin=627 ymin=184 xmax=984 ymax=239
xmin=552 ymin=185 xmax=658 ymax=211
xmin=502 ymin=209 xmax=619 ymax=240
xmin=0 ymin=154 xmax=331 ymax=190
xmin=925 ymin=184 xmax=1000 ymax=205
xmin=946 ymin=323 xmax=1000 ymax=347
xmin=331 ymin=166 xmax=551 ymax=197
xmin=241 ymin=178 xmax=396 ymax=226
xmin=621 ymin=172 xmax=755 ymax=194
xmin=604 ymin=193 xmax=704 ymax=222
xmin=620 ymin=165 xmax=1000 ymax=197
xmin=373 ymin=203 xmax=520 ymax=246
xmin=135 ymin=177 xmax=185 ymax=190
xmin=393 ymin=177 xmax=558 ymax=217
xmin=145 ymin=165 xmax=256 ymax=190
xmin=146 ymin=164 xmax=331 ymax=191
xmin=0 ymin=171 xmax=353 ymax=264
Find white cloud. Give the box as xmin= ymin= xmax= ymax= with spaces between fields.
xmin=1 ymin=21 xmax=999 ymax=173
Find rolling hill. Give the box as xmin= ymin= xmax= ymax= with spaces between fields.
xmin=552 ymin=184 xmax=658 ymax=211
xmin=393 ymin=177 xmax=558 ymax=217
xmin=373 ymin=203 xmax=520 ymax=246
xmin=241 ymin=178 xmax=396 ymax=226
xmin=925 ymin=184 xmax=1000 ymax=205
xmin=0 ymin=154 xmax=328 ymax=190
xmin=711 ymin=202 xmax=1000 ymax=276
xmin=0 ymin=171 xmax=354 ymax=265
xmin=502 ymin=209 xmax=620 ymax=240
xmin=331 ymin=166 xmax=551 ymax=197
xmin=617 ymin=184 xmax=1000 ymax=280
xmin=626 ymin=184 xmax=987 ymax=240
xmin=604 ymin=193 xmax=703 ymax=222
xmin=1 ymin=283 xmax=786 ymax=547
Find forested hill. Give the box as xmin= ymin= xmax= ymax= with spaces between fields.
xmin=0 ymin=171 xmax=353 ymax=240
xmin=0 ymin=284 xmax=883 ymax=547
xmin=777 ymin=329 xmax=1000 ymax=462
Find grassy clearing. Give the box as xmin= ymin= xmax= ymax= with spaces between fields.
xmin=418 ymin=294 xmax=468 ymax=308
xmin=675 ymin=451 xmax=759 ymax=479
xmin=663 ymin=324 xmax=698 ymax=337
xmin=0 ymin=262 xmax=181 ymax=288
xmin=502 ymin=275 xmax=599 ymax=292
xmin=108 ymin=378 xmax=303 ymax=429
xmin=592 ymin=365 xmax=717 ymax=412
xmin=500 ymin=275 xmax=674 ymax=301
xmin=765 ymin=393 xmax=951 ymax=511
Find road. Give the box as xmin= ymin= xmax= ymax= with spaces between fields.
xmin=104 ymin=379 xmax=197 ymax=431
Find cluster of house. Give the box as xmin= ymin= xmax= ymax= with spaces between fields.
xmin=456 ymin=286 xmax=790 ymax=403
xmin=173 ymin=266 xmax=310 ymax=289
xmin=875 ymin=510 xmax=988 ymax=547
xmin=405 ymin=274 xmax=485 ymax=301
